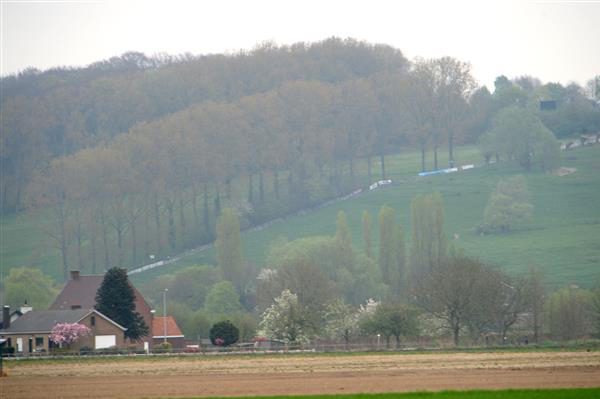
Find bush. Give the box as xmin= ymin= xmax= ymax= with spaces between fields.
xmin=209 ymin=320 xmax=239 ymax=346
xmin=155 ymin=342 xmax=172 ymax=352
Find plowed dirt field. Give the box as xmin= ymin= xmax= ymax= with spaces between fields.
xmin=2 ymin=351 xmax=599 ymax=398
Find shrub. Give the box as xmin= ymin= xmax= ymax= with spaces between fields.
xmin=209 ymin=320 xmax=239 ymax=346
xmin=155 ymin=342 xmax=172 ymax=352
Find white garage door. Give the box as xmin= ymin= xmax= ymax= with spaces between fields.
xmin=95 ymin=335 xmax=116 ymax=349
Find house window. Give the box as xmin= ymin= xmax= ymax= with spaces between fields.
xmin=91 ymin=315 xmax=96 ymax=326
xmin=35 ymin=337 xmax=44 ymax=347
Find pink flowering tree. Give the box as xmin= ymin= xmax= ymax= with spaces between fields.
xmin=49 ymin=323 xmax=91 ymax=347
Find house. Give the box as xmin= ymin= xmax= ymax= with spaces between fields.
xmin=152 ymin=316 xmax=184 ymax=348
xmin=49 ymin=270 xmax=154 ymax=351
xmin=0 ymin=307 xmax=126 ymax=354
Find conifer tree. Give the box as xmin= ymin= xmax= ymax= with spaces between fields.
xmin=95 ymin=267 xmax=149 ymax=341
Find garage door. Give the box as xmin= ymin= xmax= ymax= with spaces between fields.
xmin=95 ymin=335 xmax=116 ymax=349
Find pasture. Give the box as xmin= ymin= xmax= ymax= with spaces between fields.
xmin=2 ymin=144 xmax=600 ymax=289
xmin=132 ymin=144 xmax=600 ymax=289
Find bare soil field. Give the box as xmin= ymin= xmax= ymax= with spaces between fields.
xmin=2 ymin=351 xmax=599 ymax=398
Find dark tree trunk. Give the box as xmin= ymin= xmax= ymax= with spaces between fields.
xmin=259 ymin=168 xmax=264 ymax=203
xmin=214 ymin=183 xmax=221 ymax=218
xmin=203 ymin=183 xmax=210 ymax=236
xmin=90 ymin=212 xmax=97 ymax=274
xmin=349 ymin=157 xmax=355 ymax=187
xmin=166 ymin=199 xmax=176 ymax=252
xmin=100 ymin=209 xmax=110 ymax=270
xmin=421 ymin=145 xmax=426 ymax=173
xmin=453 ymin=324 xmax=460 ymax=347
xmin=76 ymin=219 xmax=83 ymax=272
xmin=179 ymin=196 xmax=186 ymax=240
xmin=57 ymin=205 xmax=69 ymax=281
xmin=153 ymin=195 xmax=161 ymax=258
xmin=380 ymin=153 xmax=386 ymax=179
xmin=191 ymin=185 xmax=199 ymax=240
xmin=287 ymin=170 xmax=294 ymax=198
xmin=131 ymin=222 xmax=137 ymax=268
xmin=273 ymin=169 xmax=279 ymax=199
xmin=433 ymin=144 xmax=438 ymax=170
xmin=248 ymin=172 xmax=254 ymax=204
xmin=448 ymin=134 xmax=455 ymax=167
xmin=143 ymin=198 xmax=150 ymax=261
xmin=116 ymin=223 xmax=123 ymax=267
xmin=367 ymin=155 xmax=372 ymax=185
xmin=226 ymin=178 xmax=232 ymax=200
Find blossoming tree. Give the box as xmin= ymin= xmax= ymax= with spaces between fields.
xmin=49 ymin=323 xmax=91 ymax=347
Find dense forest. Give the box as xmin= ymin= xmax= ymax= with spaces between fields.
xmin=1 ymin=38 xmax=599 ymax=283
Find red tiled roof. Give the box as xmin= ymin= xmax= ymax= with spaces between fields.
xmin=152 ymin=316 xmax=184 ymax=338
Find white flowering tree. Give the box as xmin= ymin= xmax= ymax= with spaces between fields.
xmin=258 ymin=289 xmax=310 ymax=345
xmin=323 ymin=299 xmax=360 ymax=347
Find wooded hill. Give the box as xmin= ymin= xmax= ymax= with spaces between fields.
xmin=1 ymin=38 xmax=599 ymax=283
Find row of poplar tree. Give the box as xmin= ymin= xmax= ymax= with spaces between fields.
xmin=4 ymin=39 xmax=598 ymax=281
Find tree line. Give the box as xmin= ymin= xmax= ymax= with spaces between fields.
xmin=2 ymin=39 xmax=599 ymax=284
xmin=4 ymin=192 xmax=600 ymax=347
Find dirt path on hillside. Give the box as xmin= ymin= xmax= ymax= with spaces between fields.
xmin=2 ymin=351 xmax=599 ymax=398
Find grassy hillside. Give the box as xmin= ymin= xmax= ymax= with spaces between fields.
xmin=129 ymin=144 xmax=600 ymax=289
xmin=2 ymin=144 xmax=599 ymax=289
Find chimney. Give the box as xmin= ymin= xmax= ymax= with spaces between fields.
xmin=2 ymin=305 xmax=10 ymax=329
xmin=20 ymin=300 xmax=32 ymax=314
xmin=70 ymin=270 xmax=80 ymax=280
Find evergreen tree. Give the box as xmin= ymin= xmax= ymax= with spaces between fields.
xmin=209 ymin=320 xmax=240 ymax=346
xmin=94 ymin=267 xmax=149 ymax=341
xmin=216 ymin=208 xmax=244 ymax=292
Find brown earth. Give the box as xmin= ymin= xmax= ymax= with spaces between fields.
xmin=1 ymin=351 xmax=599 ymax=398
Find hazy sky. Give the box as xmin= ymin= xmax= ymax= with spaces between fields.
xmin=1 ymin=0 xmax=599 ymax=88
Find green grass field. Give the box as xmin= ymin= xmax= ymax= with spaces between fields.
xmin=186 ymin=389 xmax=600 ymax=399
xmin=187 ymin=389 xmax=600 ymax=399
xmin=2 ymin=144 xmax=600 ymax=289
xmin=130 ymin=144 xmax=600 ymax=289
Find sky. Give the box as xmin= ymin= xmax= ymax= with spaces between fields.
xmin=1 ymin=0 xmax=599 ymax=89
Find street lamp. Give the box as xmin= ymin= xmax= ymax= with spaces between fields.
xmin=163 ymin=289 xmax=168 ymax=344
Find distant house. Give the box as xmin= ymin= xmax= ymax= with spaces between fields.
xmin=49 ymin=270 xmax=154 ymax=351
xmin=152 ymin=316 xmax=185 ymax=348
xmin=0 ymin=308 xmax=126 ymax=354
